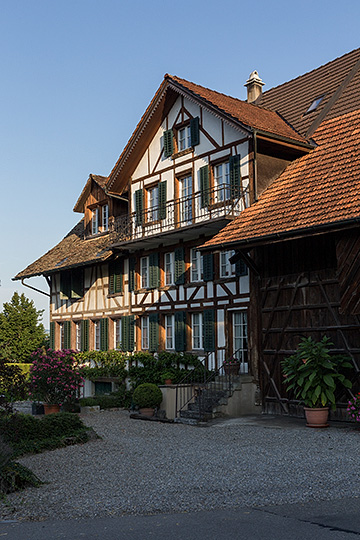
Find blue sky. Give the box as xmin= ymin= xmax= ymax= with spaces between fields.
xmin=1 ymin=0 xmax=359 ymax=328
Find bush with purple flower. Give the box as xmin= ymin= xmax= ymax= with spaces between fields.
xmin=29 ymin=348 xmax=84 ymax=406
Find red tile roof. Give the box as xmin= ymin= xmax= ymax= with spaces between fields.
xmin=202 ymin=109 xmax=360 ymax=250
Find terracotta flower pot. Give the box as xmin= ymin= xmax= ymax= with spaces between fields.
xmin=304 ymin=406 xmax=329 ymax=428
xmin=44 ymin=404 xmax=61 ymax=415
xmin=139 ymin=407 xmax=155 ymax=417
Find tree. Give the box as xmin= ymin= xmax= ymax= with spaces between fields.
xmin=0 ymin=292 xmax=46 ymax=362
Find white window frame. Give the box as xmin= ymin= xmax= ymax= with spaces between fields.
xmin=141 ymin=257 xmax=149 ymax=289
xmin=214 ymin=162 xmax=230 ymax=202
xmin=94 ymin=320 xmax=101 ymax=351
xmin=165 ymin=252 xmax=175 ymax=286
xmin=148 ymin=185 xmax=159 ymax=222
xmin=114 ymin=319 xmax=121 ymax=349
xmin=220 ymin=250 xmax=235 ymax=278
xmin=191 ymin=312 xmax=203 ymax=350
xmin=92 ymin=208 xmax=99 ymax=235
xmin=233 ymin=311 xmax=248 ymax=373
xmin=178 ymin=125 xmax=191 ymax=152
xmin=141 ymin=316 xmax=149 ymax=350
xmin=165 ymin=314 xmax=175 ymax=350
xmin=102 ymin=204 xmax=109 ymax=231
xmin=191 ymin=249 xmax=203 ymax=282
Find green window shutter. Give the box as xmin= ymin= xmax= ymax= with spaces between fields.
xmin=175 ymin=311 xmax=186 ymax=352
xmin=109 ymin=259 xmax=123 ymax=294
xmin=149 ymin=253 xmax=160 ymax=289
xmin=71 ymin=269 xmax=84 ymax=299
xmin=175 ymin=247 xmax=185 ymax=285
xmin=100 ymin=318 xmax=109 ymax=351
xmin=149 ymin=313 xmax=159 ymax=353
xmin=63 ymin=321 xmax=71 ymax=349
xmin=235 ymin=258 xmax=248 ymax=277
xmin=128 ymin=257 xmax=136 ymax=292
xmin=81 ymin=320 xmax=89 ymax=352
xmin=203 ymin=253 xmax=214 ymax=282
xmin=190 ymin=116 xmax=200 ymax=146
xmin=121 ymin=315 xmax=135 ymax=352
xmin=135 ymin=189 xmax=144 ymax=226
xmin=163 ymin=129 xmax=174 ymax=158
xmin=200 ymin=165 xmax=210 ymax=208
xmin=203 ymin=309 xmax=215 ymax=352
xmin=60 ymin=271 xmax=71 ymax=300
xmin=50 ymin=322 xmax=55 ymax=349
xmin=230 ymin=155 xmax=241 ymax=198
xmin=159 ymin=181 xmax=167 ymax=220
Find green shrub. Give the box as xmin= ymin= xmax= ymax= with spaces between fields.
xmin=132 ymin=383 xmax=163 ymax=408
xmin=0 ymin=412 xmax=91 ymax=456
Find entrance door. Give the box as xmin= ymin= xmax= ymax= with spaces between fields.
xmin=233 ymin=311 xmax=248 ymax=373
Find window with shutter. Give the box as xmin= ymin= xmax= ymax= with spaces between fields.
xmin=200 ymin=165 xmax=210 ymax=208
xmin=203 ymin=310 xmax=215 ymax=352
xmin=64 ymin=321 xmax=71 ymax=349
xmin=80 ymin=320 xmax=89 ymax=351
xmin=109 ymin=259 xmax=123 ymax=294
xmin=49 ymin=321 xmax=55 ymax=349
xmin=175 ymin=311 xmax=186 ymax=352
xmin=163 ymin=129 xmax=174 ymax=158
xmin=203 ymin=253 xmax=214 ymax=282
xmin=149 ymin=313 xmax=159 ymax=353
xmin=100 ymin=318 xmax=109 ymax=351
xmin=128 ymin=258 xmax=136 ymax=291
xmin=149 ymin=253 xmax=160 ymax=289
xmin=190 ymin=117 xmax=200 ymax=146
xmin=174 ymin=247 xmax=185 ymax=285
xmin=159 ymin=181 xmax=167 ymax=220
xmin=229 ymin=155 xmax=241 ymax=198
xmin=135 ymin=189 xmax=144 ymax=226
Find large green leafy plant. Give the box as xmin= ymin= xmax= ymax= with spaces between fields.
xmin=281 ymin=337 xmax=352 ymax=410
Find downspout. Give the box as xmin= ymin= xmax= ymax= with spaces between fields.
xmin=21 ymin=278 xmax=50 ymax=298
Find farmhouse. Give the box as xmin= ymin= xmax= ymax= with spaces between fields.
xmin=15 ymin=49 xmax=360 ymax=417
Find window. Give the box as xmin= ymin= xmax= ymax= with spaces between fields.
xmin=179 ymin=174 xmax=192 ymax=222
xmin=214 ymin=162 xmax=231 ymax=202
xmin=191 ymin=249 xmax=203 ymax=282
xmin=141 ymin=257 xmax=149 ymax=289
xmin=165 ymin=252 xmax=175 ymax=285
xmin=102 ymin=204 xmax=109 ymax=231
xmin=220 ymin=250 xmax=235 ymax=278
xmin=233 ymin=311 xmax=248 ymax=373
xmin=192 ymin=313 xmax=203 ymax=350
xmin=141 ymin=316 xmax=149 ymax=349
xmin=165 ymin=315 xmax=175 ymax=349
xmin=94 ymin=321 xmax=101 ymax=351
xmin=178 ymin=125 xmax=191 ymax=152
xmin=114 ymin=319 xmax=121 ymax=349
xmin=148 ymin=186 xmax=159 ymax=222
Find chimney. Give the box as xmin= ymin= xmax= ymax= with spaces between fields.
xmin=245 ymin=71 xmax=264 ymax=103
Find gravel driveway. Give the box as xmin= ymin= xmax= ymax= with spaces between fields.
xmin=1 ymin=411 xmax=360 ymax=522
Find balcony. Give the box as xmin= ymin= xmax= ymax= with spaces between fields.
xmin=110 ymin=185 xmax=250 ymax=250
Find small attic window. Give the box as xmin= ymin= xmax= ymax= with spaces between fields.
xmin=305 ymin=95 xmax=324 ymax=114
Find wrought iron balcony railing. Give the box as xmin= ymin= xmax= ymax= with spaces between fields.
xmin=110 ymin=184 xmax=250 ymax=245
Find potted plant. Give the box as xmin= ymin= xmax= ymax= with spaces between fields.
xmin=29 ymin=348 xmax=84 ymax=414
xmin=223 ymin=357 xmax=240 ymax=376
xmin=132 ymin=383 xmax=163 ymax=417
xmin=281 ymin=336 xmax=352 ymax=427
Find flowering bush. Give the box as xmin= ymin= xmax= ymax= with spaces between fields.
xmin=347 ymin=393 xmax=360 ymax=422
xmin=29 ymin=349 xmax=84 ymax=405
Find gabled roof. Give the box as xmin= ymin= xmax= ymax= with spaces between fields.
xmin=202 ymin=109 xmax=360 ymax=251
xmin=73 ymin=174 xmax=109 ymax=213
xmin=107 ymin=74 xmax=309 ymax=194
xmin=258 ymin=48 xmax=360 ymax=137
xmin=13 ymin=220 xmax=114 ymax=280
